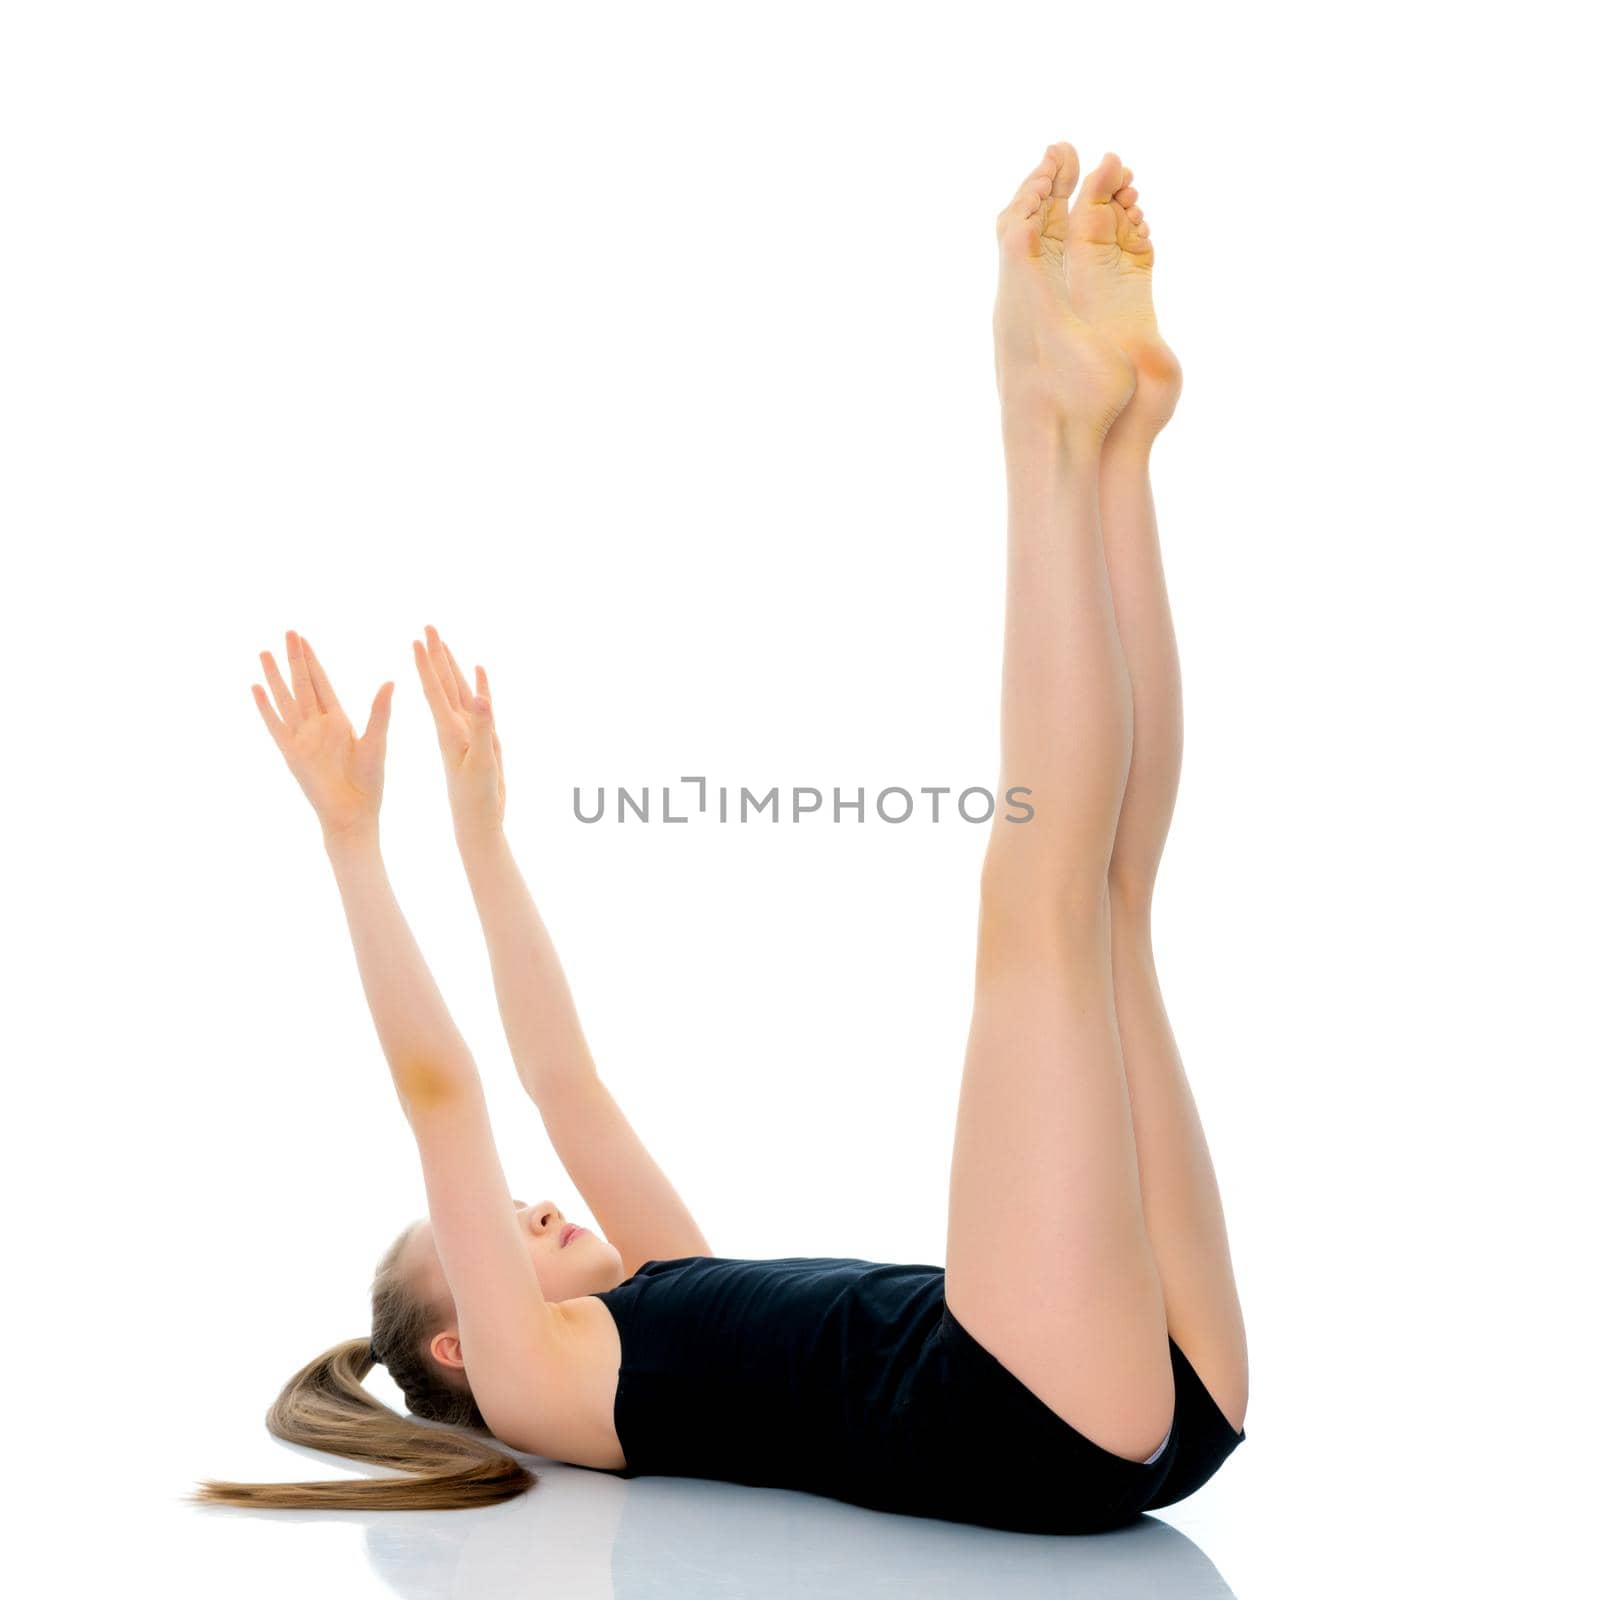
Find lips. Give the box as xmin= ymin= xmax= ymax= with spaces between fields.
xmin=559 ymin=1224 xmax=579 ymax=1248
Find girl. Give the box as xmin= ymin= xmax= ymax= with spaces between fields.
xmin=197 ymin=142 xmax=1247 ymax=1535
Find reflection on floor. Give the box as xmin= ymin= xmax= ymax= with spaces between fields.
xmin=215 ymin=1456 xmax=1236 ymax=1600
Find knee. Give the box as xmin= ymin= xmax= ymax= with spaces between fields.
xmin=979 ymin=809 xmax=1119 ymax=917
xmin=977 ymin=852 xmax=1112 ymax=942
xmin=1107 ymin=872 xmax=1156 ymax=946
xmin=1107 ymin=851 xmax=1158 ymax=917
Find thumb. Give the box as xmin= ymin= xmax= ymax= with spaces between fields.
xmin=363 ymin=681 xmax=396 ymax=749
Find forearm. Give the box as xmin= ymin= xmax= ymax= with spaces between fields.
xmin=455 ymin=823 xmax=597 ymax=1103
xmin=324 ymin=827 xmax=482 ymax=1113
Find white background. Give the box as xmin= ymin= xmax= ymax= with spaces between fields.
xmin=4 ymin=3 xmax=1595 ymax=1596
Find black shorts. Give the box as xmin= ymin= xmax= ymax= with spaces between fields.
xmin=879 ymin=1299 xmax=1246 ymax=1535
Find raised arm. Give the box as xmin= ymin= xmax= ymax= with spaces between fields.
xmin=251 ymin=630 xmax=567 ymax=1425
xmin=414 ymin=625 xmax=711 ymax=1273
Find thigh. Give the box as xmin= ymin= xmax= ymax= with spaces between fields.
xmin=888 ymin=1301 xmax=1172 ymax=1534
xmin=1109 ymin=918 xmax=1251 ymax=1431
xmin=1141 ymin=1337 xmax=1247 ymax=1510
xmin=943 ymin=916 xmax=1174 ymax=1462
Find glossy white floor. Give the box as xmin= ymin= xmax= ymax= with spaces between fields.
xmin=180 ymin=1464 xmax=1241 ymax=1600
xmin=100 ymin=1354 xmax=1583 ymax=1600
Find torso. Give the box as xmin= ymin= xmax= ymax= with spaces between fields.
xmin=491 ymin=1293 xmax=628 ymax=1470
xmin=490 ymin=1256 xmax=952 ymax=1478
xmin=479 ymin=1255 xmax=1242 ymax=1534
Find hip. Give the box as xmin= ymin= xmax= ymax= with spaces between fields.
xmin=868 ymin=1299 xmax=1245 ymax=1534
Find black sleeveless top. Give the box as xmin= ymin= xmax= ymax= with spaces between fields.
xmin=588 ymin=1252 xmax=1247 ymax=1533
xmin=591 ymin=1255 xmax=944 ymax=1503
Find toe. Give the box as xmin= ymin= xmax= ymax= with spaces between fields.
xmin=1045 ymin=141 xmax=1081 ymax=197
xmin=1114 ymin=186 xmax=1138 ymax=207
xmin=1009 ymin=150 xmax=1055 ymax=207
xmin=1076 ymin=151 xmax=1126 ymax=206
xmin=996 ymin=174 xmax=1049 ymax=253
xmin=999 ymin=144 xmax=1077 ymax=250
xmin=1042 ymin=141 xmax=1080 ymax=240
xmin=1111 ymin=188 xmax=1154 ymax=255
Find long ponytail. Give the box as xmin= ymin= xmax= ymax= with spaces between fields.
xmin=193 ymin=1225 xmax=536 ymax=1511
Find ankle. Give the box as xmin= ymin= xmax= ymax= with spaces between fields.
xmin=1101 ymin=423 xmax=1159 ymax=471
xmin=999 ymin=396 xmax=1108 ymax=466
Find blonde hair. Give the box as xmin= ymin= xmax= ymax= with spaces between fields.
xmin=192 ymin=1224 xmax=535 ymax=1510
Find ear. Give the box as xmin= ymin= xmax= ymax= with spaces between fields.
xmin=429 ymin=1329 xmax=465 ymax=1370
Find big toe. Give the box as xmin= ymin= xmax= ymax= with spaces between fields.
xmin=1041 ymin=141 xmax=1080 ymax=239
xmin=1077 ymin=151 xmax=1128 ymax=205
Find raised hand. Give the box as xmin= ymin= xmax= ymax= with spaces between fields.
xmin=252 ymin=631 xmax=395 ymax=843
xmin=413 ymin=623 xmax=505 ymax=839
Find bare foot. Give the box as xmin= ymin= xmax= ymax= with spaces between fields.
xmin=994 ymin=143 xmax=1133 ymax=444
xmin=1066 ymin=152 xmax=1182 ymax=435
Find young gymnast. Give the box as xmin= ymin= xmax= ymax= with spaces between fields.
xmin=197 ymin=142 xmax=1247 ymax=1535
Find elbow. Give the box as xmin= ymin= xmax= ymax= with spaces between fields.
xmin=394 ymin=1057 xmax=476 ymax=1117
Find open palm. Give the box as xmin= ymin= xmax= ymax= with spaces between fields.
xmin=414 ymin=623 xmax=505 ymax=836
xmin=252 ymin=630 xmax=394 ymax=840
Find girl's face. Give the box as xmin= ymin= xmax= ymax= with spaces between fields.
xmin=409 ymin=1196 xmax=626 ymax=1316
xmin=508 ymin=1196 xmax=627 ymax=1300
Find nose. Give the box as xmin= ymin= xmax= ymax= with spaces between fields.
xmin=524 ymin=1199 xmax=562 ymax=1234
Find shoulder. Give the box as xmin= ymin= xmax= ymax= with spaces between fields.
xmin=482 ymin=1296 xmax=626 ymax=1471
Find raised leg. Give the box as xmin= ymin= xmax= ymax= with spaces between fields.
xmin=943 ymin=143 xmax=1173 ymax=1464
xmin=1067 ymin=155 xmax=1249 ymax=1431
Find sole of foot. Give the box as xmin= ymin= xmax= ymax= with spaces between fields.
xmin=1066 ymin=151 xmax=1181 ymax=432
xmin=993 ymin=142 xmax=1134 ymax=443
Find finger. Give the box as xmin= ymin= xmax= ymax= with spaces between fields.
xmin=260 ymin=650 xmax=299 ymax=723
xmin=300 ymin=635 xmax=345 ymax=719
xmin=475 ymin=664 xmax=491 ymax=705
xmin=251 ymin=683 xmax=289 ymax=749
xmin=464 ymin=681 xmax=493 ymax=730
xmin=286 ymin=630 xmax=319 ymax=714
xmin=412 ymin=638 xmax=456 ymax=726
xmin=440 ymin=640 xmax=473 ymax=707
xmin=362 ymin=681 xmax=395 ymax=751
xmin=424 ymin=624 xmax=461 ymax=712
